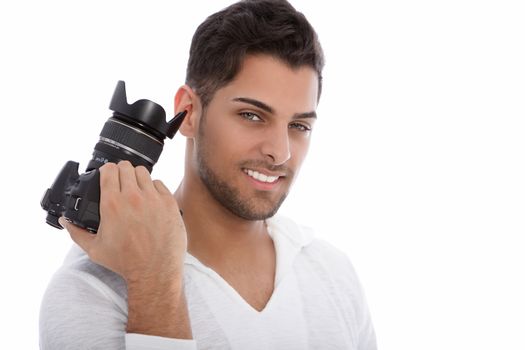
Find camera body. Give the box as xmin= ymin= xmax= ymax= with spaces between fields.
xmin=41 ymin=81 xmax=186 ymax=233
xmin=41 ymin=161 xmax=101 ymax=232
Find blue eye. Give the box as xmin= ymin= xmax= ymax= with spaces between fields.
xmin=240 ymin=112 xmax=262 ymax=121
xmin=289 ymin=123 xmax=311 ymax=132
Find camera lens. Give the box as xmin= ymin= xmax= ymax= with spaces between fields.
xmin=86 ymin=115 xmax=164 ymax=172
xmin=82 ymin=81 xmax=186 ymax=173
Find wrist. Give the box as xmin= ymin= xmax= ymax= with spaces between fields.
xmin=126 ymin=272 xmax=192 ymax=339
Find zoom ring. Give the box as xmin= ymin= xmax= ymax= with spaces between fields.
xmin=99 ymin=118 xmax=163 ymax=164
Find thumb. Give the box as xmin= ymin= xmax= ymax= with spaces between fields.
xmin=59 ymin=217 xmax=96 ymax=253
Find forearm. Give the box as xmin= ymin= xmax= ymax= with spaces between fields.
xmin=62 ymin=162 xmax=193 ymax=340
xmin=126 ymin=277 xmax=192 ymax=339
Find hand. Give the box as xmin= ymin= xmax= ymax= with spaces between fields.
xmin=60 ymin=160 xmax=187 ymax=284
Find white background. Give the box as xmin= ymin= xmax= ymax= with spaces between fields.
xmin=1 ymin=0 xmax=524 ymax=348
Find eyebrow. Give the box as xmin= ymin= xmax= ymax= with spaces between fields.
xmin=232 ymin=97 xmax=317 ymax=120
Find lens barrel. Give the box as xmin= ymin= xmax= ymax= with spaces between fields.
xmin=86 ymin=115 xmax=164 ymax=172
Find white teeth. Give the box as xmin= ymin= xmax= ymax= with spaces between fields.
xmin=243 ymin=169 xmax=279 ymax=183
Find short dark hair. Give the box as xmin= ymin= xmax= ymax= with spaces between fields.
xmin=185 ymin=0 xmax=324 ymax=108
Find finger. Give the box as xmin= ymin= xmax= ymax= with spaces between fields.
xmin=59 ymin=217 xmax=96 ymax=253
xmin=99 ymin=162 xmax=119 ymax=195
xmin=118 ymin=160 xmax=138 ymax=192
xmin=153 ymin=179 xmax=172 ymax=195
xmin=135 ymin=166 xmax=155 ymax=192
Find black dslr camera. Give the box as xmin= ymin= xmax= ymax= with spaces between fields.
xmin=41 ymin=81 xmax=186 ymax=233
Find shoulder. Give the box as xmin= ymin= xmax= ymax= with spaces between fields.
xmin=269 ymin=214 xmax=357 ymax=273
xmin=303 ymin=238 xmax=363 ymax=293
xmin=40 ymin=244 xmax=128 ymax=348
xmin=45 ymin=243 xmax=128 ymax=308
xmin=60 ymin=243 xmax=127 ymax=299
xmin=270 ymin=214 xmax=364 ymax=295
xmin=304 ymin=238 xmax=359 ymax=276
xmin=275 ymin=216 xmax=377 ymax=348
xmin=41 ymin=243 xmax=127 ymax=309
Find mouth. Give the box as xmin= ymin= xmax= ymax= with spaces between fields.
xmin=242 ymin=168 xmax=283 ymax=183
xmin=241 ymin=167 xmax=288 ymax=191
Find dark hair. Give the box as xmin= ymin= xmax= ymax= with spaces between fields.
xmin=185 ymin=0 xmax=324 ymax=108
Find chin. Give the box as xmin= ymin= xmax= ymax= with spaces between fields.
xmin=231 ymin=195 xmax=287 ymax=221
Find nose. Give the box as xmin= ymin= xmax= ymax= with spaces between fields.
xmin=261 ymin=127 xmax=291 ymax=166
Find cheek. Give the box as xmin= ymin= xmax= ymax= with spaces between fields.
xmin=290 ymin=136 xmax=310 ymax=164
xmin=200 ymin=120 xmax=249 ymax=166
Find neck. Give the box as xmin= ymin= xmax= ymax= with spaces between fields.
xmin=174 ymin=175 xmax=270 ymax=265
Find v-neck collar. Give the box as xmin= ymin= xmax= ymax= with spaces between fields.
xmin=265 ymin=215 xmax=314 ymax=285
xmin=183 ymin=215 xmax=315 ymax=313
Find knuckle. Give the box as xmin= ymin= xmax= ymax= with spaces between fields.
xmin=124 ymin=190 xmax=144 ymax=207
xmin=135 ymin=165 xmax=148 ymax=173
xmin=118 ymin=160 xmax=132 ymax=168
xmin=100 ymin=191 xmax=119 ymax=211
xmin=100 ymin=195 xmax=118 ymax=213
xmin=100 ymin=162 xmax=117 ymax=173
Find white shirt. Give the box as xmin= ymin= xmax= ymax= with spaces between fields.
xmin=40 ymin=215 xmax=376 ymax=349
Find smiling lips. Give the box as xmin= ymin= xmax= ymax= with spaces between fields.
xmin=242 ymin=168 xmax=286 ymax=192
xmin=243 ymin=168 xmax=280 ymax=183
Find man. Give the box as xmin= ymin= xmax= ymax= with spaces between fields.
xmin=40 ymin=0 xmax=376 ymax=349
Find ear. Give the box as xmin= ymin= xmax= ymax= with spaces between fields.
xmin=174 ymin=85 xmax=201 ymax=138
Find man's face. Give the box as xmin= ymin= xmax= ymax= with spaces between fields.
xmin=194 ymin=55 xmax=319 ymax=220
